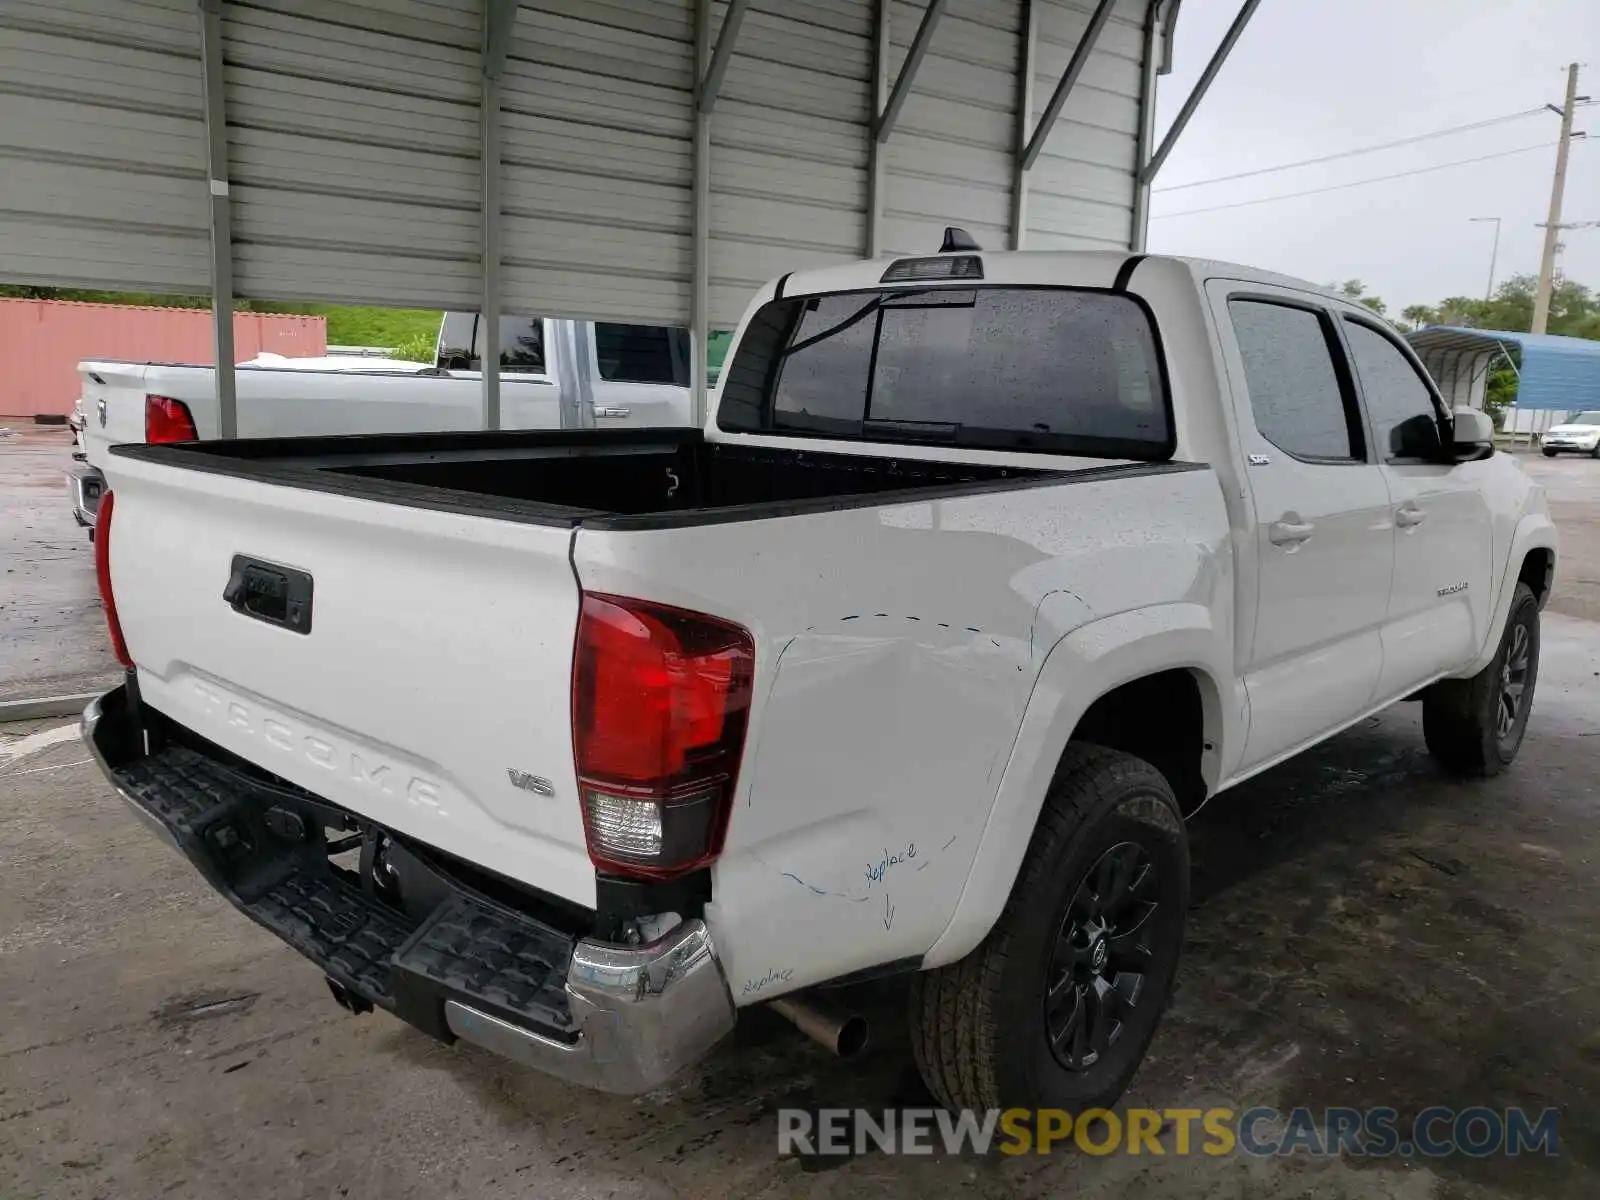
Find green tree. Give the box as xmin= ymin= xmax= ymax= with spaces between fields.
xmin=1483 ymin=359 xmax=1519 ymax=426
xmin=1400 ymin=303 xmax=1436 ymax=329
xmin=1473 ymin=274 xmax=1597 ymax=336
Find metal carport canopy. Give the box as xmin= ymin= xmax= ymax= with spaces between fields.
xmin=1409 ymin=326 xmax=1600 ymax=413
xmin=0 ymin=0 xmax=1257 ymax=431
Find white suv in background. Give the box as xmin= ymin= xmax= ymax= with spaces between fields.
xmin=1542 ymin=411 xmax=1600 ymax=457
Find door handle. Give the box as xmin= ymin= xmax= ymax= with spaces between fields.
xmin=1395 ymin=504 xmax=1426 ymax=528
xmin=1268 ymin=517 xmax=1315 ymax=546
xmin=593 ymin=406 xmax=631 ymax=419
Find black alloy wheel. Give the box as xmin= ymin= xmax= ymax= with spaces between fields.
xmin=1044 ymin=841 xmax=1162 ymax=1071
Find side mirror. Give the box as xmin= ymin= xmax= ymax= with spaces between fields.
xmin=1449 ymin=406 xmax=1496 ymax=462
xmin=1392 ymin=412 xmax=1446 ymax=460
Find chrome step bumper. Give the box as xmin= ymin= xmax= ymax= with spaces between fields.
xmin=82 ymin=685 xmax=736 ymax=1094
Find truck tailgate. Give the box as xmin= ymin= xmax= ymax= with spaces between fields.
xmin=103 ymin=451 xmax=596 ymax=909
xmin=78 ymin=362 xmax=151 ymax=464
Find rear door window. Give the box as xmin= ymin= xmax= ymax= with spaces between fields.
xmin=718 ymin=287 xmax=1171 ymax=459
xmin=594 ymin=323 xmax=690 ymax=385
xmin=1228 ymin=300 xmax=1364 ymax=461
xmin=466 ymin=316 xmax=546 ymax=374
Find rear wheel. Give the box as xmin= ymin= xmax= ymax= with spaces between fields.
xmin=1423 ymin=583 xmax=1540 ymax=777
xmin=1543 ymin=448 xmax=1558 ymax=457
xmin=909 ymin=745 xmax=1188 ymax=1111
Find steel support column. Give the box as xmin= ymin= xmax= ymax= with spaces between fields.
xmin=197 ymin=0 xmax=236 ymax=438
xmin=691 ymin=0 xmax=714 ymax=427
xmin=1009 ymin=0 xmax=1037 ymax=249
xmin=689 ymin=0 xmax=748 ymax=424
xmin=867 ymin=0 xmax=891 ymax=256
xmin=1021 ymin=0 xmax=1118 ymax=172
xmin=867 ymin=0 xmax=946 ymax=256
xmin=479 ymin=0 xmax=515 ymax=431
xmin=1129 ymin=0 xmax=1163 ymax=251
xmin=1140 ymin=0 xmax=1260 ymax=184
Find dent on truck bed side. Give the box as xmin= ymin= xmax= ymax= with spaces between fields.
xmin=922 ymin=600 xmax=1235 ymax=969
xmin=572 ymin=464 xmax=1232 ymax=1003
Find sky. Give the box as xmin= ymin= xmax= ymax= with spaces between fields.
xmin=1146 ymin=0 xmax=1600 ymax=315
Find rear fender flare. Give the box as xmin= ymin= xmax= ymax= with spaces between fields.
xmin=922 ymin=602 xmax=1233 ymax=969
xmin=1458 ymin=513 xmax=1558 ymax=678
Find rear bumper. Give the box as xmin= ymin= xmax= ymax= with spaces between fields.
xmin=82 ymin=685 xmax=735 ymax=1094
xmin=65 ymin=463 xmax=104 ymax=528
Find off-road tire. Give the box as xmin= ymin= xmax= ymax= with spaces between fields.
xmin=909 ymin=744 xmax=1188 ymax=1112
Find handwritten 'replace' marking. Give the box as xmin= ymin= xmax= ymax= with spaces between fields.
xmin=866 ymin=842 xmax=916 ymax=886
xmin=742 ymin=966 xmax=795 ymax=996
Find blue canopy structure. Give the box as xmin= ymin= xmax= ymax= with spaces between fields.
xmin=1408 ymin=326 xmax=1600 ymax=412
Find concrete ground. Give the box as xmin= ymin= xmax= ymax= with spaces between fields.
xmin=1535 ymin=451 xmax=1600 ymax=623
xmin=0 ymin=426 xmax=121 ymax=704
xmin=4 ymin=440 xmax=1600 ymax=1199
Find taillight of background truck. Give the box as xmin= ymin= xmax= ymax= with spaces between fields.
xmin=93 ymin=491 xmax=133 ymax=668
xmin=572 ymin=592 xmax=754 ymax=880
xmin=145 ymin=394 xmax=198 ymax=443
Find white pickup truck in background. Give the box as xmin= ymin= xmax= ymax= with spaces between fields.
xmin=86 ymin=239 xmax=1556 ymax=1113
xmin=66 ymin=314 xmax=692 ymax=531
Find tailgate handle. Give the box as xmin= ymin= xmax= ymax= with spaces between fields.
xmin=224 ymin=555 xmax=313 ymax=635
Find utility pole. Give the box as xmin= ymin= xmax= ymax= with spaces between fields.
xmin=1532 ymin=63 xmax=1582 ymax=334
xmin=1469 ymin=216 xmax=1501 ymax=301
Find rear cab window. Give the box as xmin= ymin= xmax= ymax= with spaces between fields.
xmin=717 ymin=286 xmax=1172 ymax=460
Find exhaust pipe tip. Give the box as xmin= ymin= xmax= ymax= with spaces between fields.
xmin=769 ymin=995 xmax=869 ymax=1059
xmin=834 ymin=1012 xmax=869 ymax=1059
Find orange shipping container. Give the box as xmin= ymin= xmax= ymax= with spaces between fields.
xmin=0 ymin=299 xmax=326 ymax=418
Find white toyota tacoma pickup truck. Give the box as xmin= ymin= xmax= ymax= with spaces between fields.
xmin=84 ymin=237 xmax=1558 ymax=1112
xmin=66 ymin=314 xmax=692 ymax=532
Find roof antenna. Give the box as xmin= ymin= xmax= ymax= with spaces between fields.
xmin=939 ymin=226 xmax=982 ymax=253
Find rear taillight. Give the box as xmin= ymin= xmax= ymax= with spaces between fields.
xmin=94 ymin=491 xmax=133 ymax=668
xmin=144 ymin=394 xmax=197 ymax=443
xmin=572 ymin=592 xmax=754 ymax=880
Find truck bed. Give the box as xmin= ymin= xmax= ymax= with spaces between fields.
xmin=112 ymin=428 xmax=1175 ymax=530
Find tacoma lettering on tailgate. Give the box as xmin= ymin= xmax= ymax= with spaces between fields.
xmin=190 ymin=679 xmax=447 ymax=815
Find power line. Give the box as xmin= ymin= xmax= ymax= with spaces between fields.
xmin=1154 ymin=108 xmax=1548 ymax=193
xmin=1151 ymin=142 xmax=1567 ymax=220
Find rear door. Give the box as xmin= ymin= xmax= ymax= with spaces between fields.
xmin=587 ymin=322 xmax=692 ymax=427
xmin=1339 ymin=314 xmax=1495 ymax=694
xmin=448 ymin=313 xmax=563 ymax=429
xmin=1209 ymin=283 xmax=1394 ymax=770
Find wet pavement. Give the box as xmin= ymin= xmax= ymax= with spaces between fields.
xmin=0 ymin=426 xmax=121 ymax=703
xmin=3 ymin=442 xmax=1600 ymax=1199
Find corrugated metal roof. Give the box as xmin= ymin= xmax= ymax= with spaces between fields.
xmin=1408 ymin=326 xmax=1600 ymax=412
xmin=2 ymin=0 xmax=1171 ymax=325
